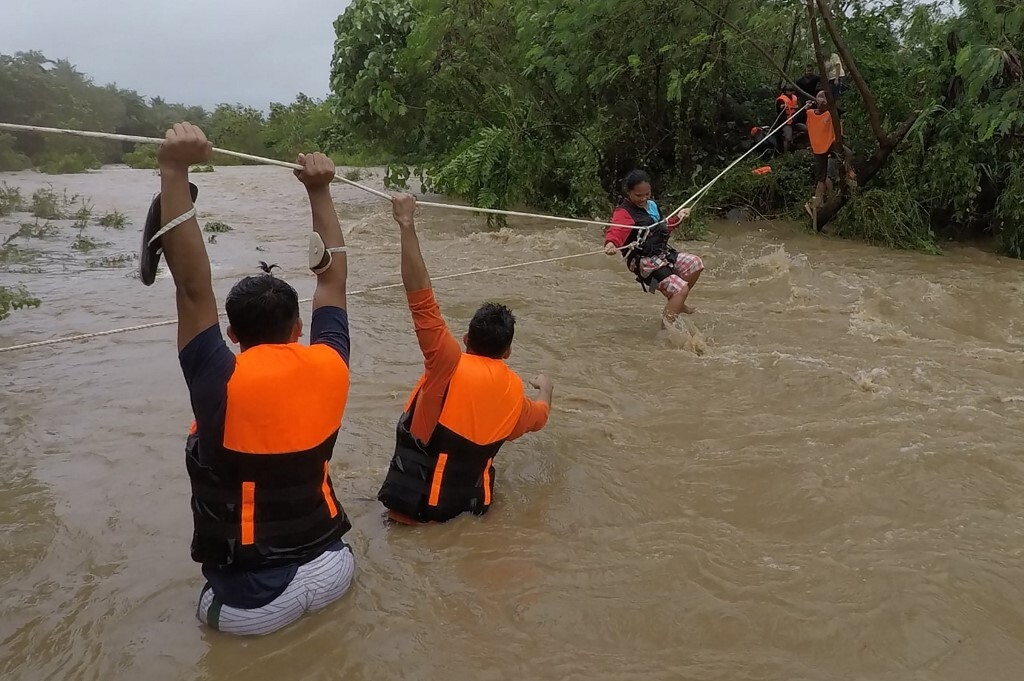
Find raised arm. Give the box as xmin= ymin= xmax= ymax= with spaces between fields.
xmin=392 ymin=193 xmax=431 ymax=292
xmin=155 ymin=123 xmax=218 ymax=351
xmin=391 ymin=193 xmax=462 ymax=372
xmin=294 ymin=153 xmax=347 ymax=312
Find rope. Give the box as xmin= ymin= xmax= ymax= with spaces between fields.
xmin=0 ymin=122 xmax=641 ymax=230
xmin=0 ymin=247 xmax=615 ymax=354
xmin=0 ymin=107 xmax=806 ymax=355
xmin=660 ymin=103 xmax=810 ymax=222
xmin=0 ymin=107 xmax=804 ymax=232
xmin=0 ymin=122 xmax=393 ymax=199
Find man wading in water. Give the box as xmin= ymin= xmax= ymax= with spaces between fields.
xmin=376 ymin=193 xmax=553 ymax=524
xmin=141 ymin=122 xmax=355 ymax=636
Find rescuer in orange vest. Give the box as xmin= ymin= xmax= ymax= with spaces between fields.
xmin=803 ymin=90 xmax=843 ymax=226
xmin=140 ymin=122 xmax=355 ymax=635
xmin=775 ymin=84 xmax=806 ymax=152
xmin=377 ymin=193 xmax=554 ymax=524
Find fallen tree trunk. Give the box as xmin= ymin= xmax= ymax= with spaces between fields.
xmin=686 ymin=0 xmax=924 ymax=232
xmin=807 ymin=0 xmax=922 ymax=231
xmin=813 ymin=112 xmax=920 ymax=227
xmin=807 ymin=0 xmax=846 ymax=192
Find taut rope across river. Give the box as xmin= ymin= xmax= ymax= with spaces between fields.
xmin=0 ymin=106 xmax=808 ymax=354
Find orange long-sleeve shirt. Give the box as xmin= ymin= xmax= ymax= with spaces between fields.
xmin=405 ymin=288 xmax=549 ymax=444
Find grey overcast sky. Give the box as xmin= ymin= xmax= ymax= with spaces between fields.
xmin=0 ymin=0 xmax=353 ymax=110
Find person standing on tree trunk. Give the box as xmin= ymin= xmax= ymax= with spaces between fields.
xmin=803 ymin=90 xmax=841 ymax=228
xmin=827 ymin=52 xmax=846 ymax=99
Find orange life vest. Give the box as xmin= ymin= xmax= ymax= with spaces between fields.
xmin=776 ymin=93 xmax=798 ymax=123
xmin=186 ymin=343 xmax=351 ymax=571
xmin=806 ymin=109 xmax=837 ymax=154
xmin=378 ymin=353 xmax=524 ymax=522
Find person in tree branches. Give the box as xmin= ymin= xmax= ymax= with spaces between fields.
xmin=827 ymin=52 xmax=847 ymax=99
xmin=795 ymin=64 xmax=821 ymax=106
xmin=775 ymin=83 xmax=805 ymax=152
xmin=603 ymin=170 xmax=704 ymax=325
xmin=803 ymin=89 xmax=853 ymax=227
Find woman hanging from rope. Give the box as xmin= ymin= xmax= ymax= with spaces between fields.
xmin=603 ymin=170 xmax=705 ymax=326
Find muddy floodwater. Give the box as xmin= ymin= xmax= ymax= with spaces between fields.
xmin=2 ymin=165 xmax=1024 ymax=681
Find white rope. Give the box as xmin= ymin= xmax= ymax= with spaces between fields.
xmin=660 ymin=103 xmax=811 ymax=222
xmin=0 ymin=109 xmax=805 ymax=355
xmin=0 ymin=111 xmax=804 ymax=232
xmin=0 ymin=122 xmax=634 ymax=230
xmin=0 ymin=246 xmax=622 ymax=354
xmin=0 ymin=122 xmax=392 ymax=199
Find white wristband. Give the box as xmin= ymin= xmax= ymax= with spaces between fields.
xmin=309 ymin=233 xmax=347 ymax=274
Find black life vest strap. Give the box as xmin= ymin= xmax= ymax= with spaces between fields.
xmin=194 ymin=505 xmax=332 ymax=541
xmin=190 ymin=481 xmax=323 ymax=504
xmin=616 ymin=199 xmax=678 ymax=291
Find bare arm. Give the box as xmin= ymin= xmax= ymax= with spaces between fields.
xmin=507 ymin=375 xmax=553 ymax=441
xmin=531 ymin=375 xmax=553 ymax=407
xmin=295 ymin=153 xmax=347 ymax=312
xmin=155 ymin=123 xmax=218 ymax=352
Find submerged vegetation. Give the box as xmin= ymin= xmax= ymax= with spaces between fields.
xmin=0 ymin=183 xmax=133 ymax=319
xmin=0 ymin=285 xmax=39 ymax=321
xmin=203 ymin=220 xmax=233 ymax=233
xmin=0 ymin=50 xmax=350 ymax=322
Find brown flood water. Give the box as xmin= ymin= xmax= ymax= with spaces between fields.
xmin=2 ymin=165 xmax=1024 ymax=681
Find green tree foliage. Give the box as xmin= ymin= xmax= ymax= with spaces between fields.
xmin=0 ymin=51 xmax=366 ymax=325
xmin=328 ymin=0 xmax=1024 ymax=254
xmin=0 ymin=51 xmax=356 ymax=174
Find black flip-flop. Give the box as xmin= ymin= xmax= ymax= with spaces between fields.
xmin=140 ymin=182 xmax=199 ymax=286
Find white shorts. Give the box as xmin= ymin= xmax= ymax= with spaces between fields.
xmin=197 ymin=544 xmax=355 ymax=636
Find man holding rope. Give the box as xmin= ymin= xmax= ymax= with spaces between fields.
xmin=803 ymin=90 xmax=854 ymax=227
xmin=143 ymin=122 xmax=355 ymax=635
xmin=377 ymin=193 xmax=554 ymax=524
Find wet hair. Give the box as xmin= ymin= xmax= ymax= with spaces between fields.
xmin=466 ymin=302 xmax=515 ymax=359
xmin=622 ymin=169 xmax=652 ymax=195
xmin=225 ymin=273 xmax=300 ymax=348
